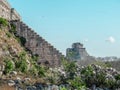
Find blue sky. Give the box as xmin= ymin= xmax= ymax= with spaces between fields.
xmin=8 ymin=0 xmax=120 ymax=57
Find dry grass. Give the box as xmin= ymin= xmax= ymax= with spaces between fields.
xmin=0 ymin=84 xmax=15 ymax=90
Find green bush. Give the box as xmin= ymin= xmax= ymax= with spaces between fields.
xmin=19 ymin=51 xmax=26 ymax=60
xmin=104 ymin=79 xmax=116 ymax=89
xmin=60 ymin=87 xmax=68 ymax=90
xmin=15 ymin=51 xmax=28 ymax=73
xmin=68 ymin=76 xmax=86 ymax=90
xmin=36 ymin=66 xmax=45 ymax=77
xmin=10 ymin=23 xmax=16 ymax=33
xmin=4 ymin=59 xmax=14 ymax=74
xmin=31 ymin=54 xmax=39 ymax=62
xmin=0 ymin=18 xmax=8 ymax=27
xmin=6 ymin=32 xmax=12 ymax=38
xmin=29 ymin=65 xmax=38 ymax=76
xmin=16 ymin=36 xmax=26 ymax=46
xmin=81 ymin=66 xmax=95 ymax=86
xmin=15 ymin=60 xmax=28 ymax=73
xmin=64 ymin=61 xmax=77 ymax=79
xmin=115 ymin=74 xmax=120 ymax=80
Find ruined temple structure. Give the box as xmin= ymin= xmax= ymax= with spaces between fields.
xmin=0 ymin=0 xmax=65 ymax=67
xmin=66 ymin=43 xmax=90 ymax=61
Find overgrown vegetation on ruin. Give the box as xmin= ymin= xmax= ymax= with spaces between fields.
xmin=0 ymin=17 xmax=120 ymax=90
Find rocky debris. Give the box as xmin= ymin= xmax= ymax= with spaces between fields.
xmin=0 ymin=64 xmax=5 ymax=71
xmin=51 ymin=85 xmax=59 ymax=90
xmin=16 ymin=77 xmax=21 ymax=81
xmin=24 ymin=78 xmax=31 ymax=82
xmin=0 ymin=65 xmax=4 ymax=77
xmin=10 ymin=71 xmax=17 ymax=76
xmin=0 ymin=71 xmax=3 ymax=77
xmin=1 ymin=63 xmax=119 ymax=90
xmin=26 ymin=86 xmax=36 ymax=90
xmin=9 ymin=46 xmax=19 ymax=56
xmin=8 ymin=80 xmax=15 ymax=86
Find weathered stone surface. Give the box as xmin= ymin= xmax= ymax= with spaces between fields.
xmin=0 ymin=64 xmax=5 ymax=71
xmin=0 ymin=0 xmax=65 ymax=67
xmin=0 ymin=0 xmax=20 ymax=20
xmin=10 ymin=71 xmax=17 ymax=76
xmin=0 ymin=71 xmax=3 ymax=77
xmin=12 ymin=21 xmax=64 ymax=67
xmin=8 ymin=80 xmax=15 ymax=86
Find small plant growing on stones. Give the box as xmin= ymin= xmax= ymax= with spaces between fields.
xmin=0 ymin=18 xmax=8 ymax=27
xmin=10 ymin=23 xmax=16 ymax=33
xmin=15 ymin=51 xmax=28 ymax=73
xmin=4 ymin=58 xmax=14 ymax=74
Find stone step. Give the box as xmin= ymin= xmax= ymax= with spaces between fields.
xmin=16 ymin=21 xmax=66 ymax=66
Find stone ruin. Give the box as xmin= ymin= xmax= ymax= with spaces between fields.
xmin=66 ymin=42 xmax=94 ymax=61
xmin=0 ymin=0 xmax=65 ymax=67
xmin=0 ymin=0 xmax=20 ymax=20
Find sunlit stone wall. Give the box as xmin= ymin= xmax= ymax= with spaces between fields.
xmin=0 ymin=0 xmax=21 ymax=20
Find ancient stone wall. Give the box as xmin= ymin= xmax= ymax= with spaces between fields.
xmin=0 ymin=0 xmax=65 ymax=67
xmin=0 ymin=0 xmax=21 ymax=20
xmin=12 ymin=20 xmax=65 ymax=67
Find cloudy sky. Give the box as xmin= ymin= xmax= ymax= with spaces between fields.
xmin=8 ymin=0 xmax=120 ymax=57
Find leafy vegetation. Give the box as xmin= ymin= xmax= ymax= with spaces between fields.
xmin=6 ymin=32 xmax=12 ymax=38
xmin=16 ymin=60 xmax=28 ymax=73
xmin=68 ymin=77 xmax=86 ymax=90
xmin=0 ymin=18 xmax=8 ymax=27
xmin=16 ymin=36 xmax=26 ymax=46
xmin=10 ymin=23 xmax=16 ymax=33
xmin=15 ymin=51 xmax=28 ymax=73
xmin=4 ymin=58 xmax=14 ymax=74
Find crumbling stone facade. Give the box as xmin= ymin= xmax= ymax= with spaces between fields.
xmin=14 ymin=21 xmax=65 ymax=67
xmin=0 ymin=0 xmax=65 ymax=67
xmin=0 ymin=0 xmax=20 ymax=20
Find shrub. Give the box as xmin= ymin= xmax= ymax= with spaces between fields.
xmin=15 ymin=59 xmax=28 ymax=73
xmin=29 ymin=65 xmax=38 ymax=76
xmin=31 ymin=54 xmax=39 ymax=62
xmin=60 ymin=87 xmax=68 ymax=90
xmin=4 ymin=59 xmax=14 ymax=74
xmin=95 ymin=71 xmax=106 ymax=86
xmin=19 ymin=51 xmax=26 ymax=60
xmin=16 ymin=36 xmax=26 ymax=46
xmin=36 ymin=66 xmax=45 ymax=77
xmin=81 ymin=65 xmax=95 ymax=86
xmin=15 ymin=51 xmax=28 ymax=73
xmin=68 ymin=76 xmax=86 ymax=90
xmin=104 ymin=79 xmax=116 ymax=89
xmin=10 ymin=23 xmax=16 ymax=33
xmin=115 ymin=74 xmax=120 ymax=80
xmin=0 ymin=18 xmax=8 ymax=27
xmin=64 ymin=61 xmax=77 ymax=79
xmin=6 ymin=32 xmax=12 ymax=38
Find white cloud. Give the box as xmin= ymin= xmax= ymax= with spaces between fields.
xmin=106 ymin=36 xmax=115 ymax=43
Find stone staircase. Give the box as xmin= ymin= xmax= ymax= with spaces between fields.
xmin=11 ymin=20 xmax=65 ymax=67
